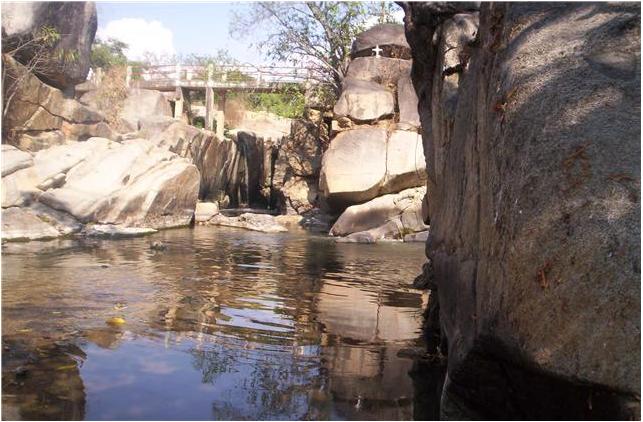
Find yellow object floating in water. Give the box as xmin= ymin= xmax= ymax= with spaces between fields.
xmin=106 ymin=317 xmax=126 ymax=327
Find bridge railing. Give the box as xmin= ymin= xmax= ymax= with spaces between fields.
xmin=127 ymin=63 xmax=312 ymax=89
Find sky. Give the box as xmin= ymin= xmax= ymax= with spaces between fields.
xmin=96 ymin=2 xmax=263 ymax=64
xmin=96 ymin=2 xmax=405 ymax=66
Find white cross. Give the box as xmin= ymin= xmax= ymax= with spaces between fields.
xmin=372 ymin=44 xmax=383 ymax=58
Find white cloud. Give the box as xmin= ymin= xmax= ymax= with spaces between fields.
xmin=97 ymin=18 xmax=175 ymax=60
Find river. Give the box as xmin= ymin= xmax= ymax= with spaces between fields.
xmin=1 ymin=226 xmax=444 ymax=420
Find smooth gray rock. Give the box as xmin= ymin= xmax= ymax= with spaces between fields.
xmin=319 ymin=128 xmax=426 ymax=211
xmin=319 ymin=127 xmax=388 ymax=209
xmin=207 ymin=213 xmax=288 ymax=233
xmin=334 ymin=78 xmax=395 ymax=121
xmin=39 ymin=139 xmax=200 ymax=229
xmin=330 ymin=187 xmax=427 ymax=238
xmin=1 ymin=145 xmax=33 ymax=177
xmin=118 ymin=89 xmax=173 ymax=132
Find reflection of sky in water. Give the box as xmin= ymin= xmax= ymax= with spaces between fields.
xmin=2 ymin=226 xmax=430 ymax=420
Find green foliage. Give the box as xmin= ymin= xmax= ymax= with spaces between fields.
xmin=91 ymin=38 xmax=128 ymax=69
xmin=37 ymin=25 xmax=61 ymax=46
xmin=246 ymin=87 xmax=305 ymax=119
xmin=230 ymin=2 xmax=402 ymax=103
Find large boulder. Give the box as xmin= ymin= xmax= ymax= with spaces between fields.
xmin=2 ymin=138 xmax=112 ymax=208
xmin=382 ymin=130 xmax=425 ymax=193
xmin=333 ymin=78 xmax=395 ymax=121
xmin=319 ymin=128 xmax=426 ymax=211
xmin=330 ymin=186 xmax=427 ymax=239
xmin=319 ymin=127 xmax=388 ymax=208
xmin=405 ymin=2 xmax=640 ymax=418
xmin=351 ymin=23 xmax=410 ymax=56
xmin=116 ymin=89 xmax=173 ymax=132
xmin=39 ymin=138 xmax=199 ymax=228
xmin=1 ymin=202 xmax=82 ymax=242
xmin=1 ymin=2 xmax=97 ymax=91
xmin=345 ymin=57 xmax=411 ymax=87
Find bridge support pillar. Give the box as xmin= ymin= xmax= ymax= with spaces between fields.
xmin=206 ymin=88 xmax=226 ymax=139
xmin=216 ymin=92 xmax=226 ymax=140
xmin=174 ymin=87 xmax=185 ymax=120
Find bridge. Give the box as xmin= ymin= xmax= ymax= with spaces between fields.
xmin=124 ymin=63 xmax=315 ymax=138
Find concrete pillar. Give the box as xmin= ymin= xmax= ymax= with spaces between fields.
xmin=205 ymin=87 xmax=215 ymax=131
xmin=174 ymin=87 xmax=184 ymax=119
xmin=215 ymin=91 xmax=226 ymax=139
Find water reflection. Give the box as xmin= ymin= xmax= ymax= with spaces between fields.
xmin=2 ymin=226 xmax=439 ymax=420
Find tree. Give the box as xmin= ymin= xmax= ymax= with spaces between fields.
xmin=90 ymin=38 xmax=128 ymax=69
xmin=230 ymin=2 xmax=401 ymax=103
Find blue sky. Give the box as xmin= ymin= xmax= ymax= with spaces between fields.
xmin=96 ymin=2 xmax=264 ymax=64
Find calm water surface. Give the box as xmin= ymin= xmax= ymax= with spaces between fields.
xmin=2 ymin=226 xmax=441 ymax=420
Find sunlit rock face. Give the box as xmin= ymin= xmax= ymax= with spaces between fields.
xmin=403 ymin=2 xmax=640 ymax=418
xmin=320 ymin=24 xmax=427 ymax=243
xmin=1 ymin=137 xmax=200 ymax=240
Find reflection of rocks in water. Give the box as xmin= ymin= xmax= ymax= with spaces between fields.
xmin=3 ymin=227 xmax=432 ymax=419
xmin=82 ymin=327 xmax=125 ymax=350
xmin=325 ymin=345 xmax=415 ymax=420
xmin=408 ymin=353 xmax=447 ymax=421
xmin=316 ymin=282 xmax=423 ymax=343
xmin=2 ymin=337 xmax=86 ymax=420
xmin=315 ymin=276 xmax=426 ymax=419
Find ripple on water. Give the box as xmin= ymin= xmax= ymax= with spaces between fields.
xmin=2 ymin=226 xmax=437 ymax=420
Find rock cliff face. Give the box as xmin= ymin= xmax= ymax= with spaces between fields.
xmin=320 ymin=23 xmax=428 ymax=242
xmin=402 ymin=2 xmax=640 ymax=418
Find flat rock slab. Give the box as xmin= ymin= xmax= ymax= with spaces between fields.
xmin=82 ymin=224 xmax=158 ymax=238
xmin=1 ymin=145 xmax=33 ymax=177
xmin=208 ymin=213 xmax=288 ymax=233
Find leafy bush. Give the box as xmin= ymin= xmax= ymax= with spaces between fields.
xmin=91 ymin=38 xmax=128 ymax=69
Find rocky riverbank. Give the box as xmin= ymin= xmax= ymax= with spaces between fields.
xmin=1 ymin=10 xmax=428 ymax=244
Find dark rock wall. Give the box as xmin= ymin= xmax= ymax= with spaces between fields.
xmin=2 ymin=2 xmax=97 ymax=92
xmin=402 ymin=2 xmax=640 ymax=418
